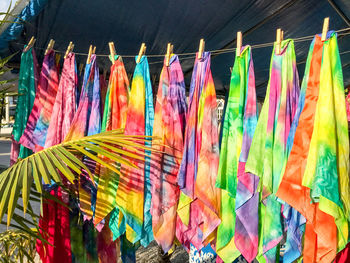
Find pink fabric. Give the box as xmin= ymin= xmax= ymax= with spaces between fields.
xmin=45 ymin=52 xmax=77 ymax=148
xmin=19 ymin=50 xmax=58 ymax=151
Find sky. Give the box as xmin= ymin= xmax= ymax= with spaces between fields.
xmin=0 ymin=0 xmax=15 ymax=20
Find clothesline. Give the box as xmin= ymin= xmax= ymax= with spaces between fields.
xmin=14 ymin=27 xmax=350 ymax=61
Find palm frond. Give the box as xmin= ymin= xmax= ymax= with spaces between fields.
xmin=0 ymin=129 xmax=157 ymax=227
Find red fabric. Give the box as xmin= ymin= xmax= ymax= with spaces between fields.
xmin=36 ymin=188 xmax=72 ymax=263
xmin=335 ymin=242 xmax=350 ymax=263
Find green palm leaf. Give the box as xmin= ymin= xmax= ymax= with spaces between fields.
xmin=0 ymin=129 xmax=156 ymax=227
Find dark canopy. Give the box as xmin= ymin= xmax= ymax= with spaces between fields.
xmin=1 ymin=0 xmax=350 ymax=97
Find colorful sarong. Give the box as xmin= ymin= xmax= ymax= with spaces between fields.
xmin=150 ymin=54 xmax=187 ymax=252
xmin=114 ymin=55 xmax=154 ymax=246
xmin=215 ymin=45 xmax=259 ymax=263
xmin=176 ymin=51 xmax=221 ymax=251
xmin=65 ymin=54 xmax=101 ymax=219
xmin=11 ymin=46 xmax=38 ymax=164
xmin=45 ymin=52 xmax=78 ymax=148
xmin=245 ymin=39 xmax=301 ymax=262
xmin=277 ymin=32 xmax=350 ymax=263
xmin=94 ymin=55 xmax=129 ymax=225
xmin=20 ymin=49 xmax=58 ymax=152
xmin=36 ymin=187 xmax=72 ymax=263
xmin=36 ymin=52 xmax=78 ymax=263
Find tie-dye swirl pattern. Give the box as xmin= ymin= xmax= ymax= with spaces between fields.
xmin=150 ymin=54 xmax=187 ymax=253
xmin=19 ymin=50 xmax=58 ymax=152
xmin=114 ymin=55 xmax=154 ymax=246
xmin=11 ymin=46 xmax=38 ymax=163
xmin=94 ymin=55 xmax=129 ymax=226
xmin=277 ymin=32 xmax=350 ymax=263
xmin=215 ymin=45 xmax=258 ymax=263
xmin=176 ymin=51 xmax=220 ymax=251
xmin=245 ymin=39 xmax=301 ymax=262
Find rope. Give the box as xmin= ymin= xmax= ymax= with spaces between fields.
xmin=13 ymin=27 xmax=350 ymax=60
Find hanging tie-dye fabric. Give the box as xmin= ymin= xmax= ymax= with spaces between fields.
xmin=176 ymin=51 xmax=220 ymax=251
xmin=32 ymin=50 xmax=60 ymax=152
xmin=215 ymin=45 xmax=258 ymax=263
xmin=245 ymin=39 xmax=301 ymax=262
xmin=36 ymin=52 xmax=78 ymax=263
xmin=277 ymin=32 xmax=350 ymax=263
xmin=45 ymin=52 xmax=78 ymax=148
xmin=36 ymin=187 xmax=72 ymax=263
xmin=11 ymin=46 xmax=38 ymax=164
xmin=150 ymin=54 xmax=187 ymax=252
xmin=65 ymin=54 xmax=101 ymax=220
xmin=114 ymin=55 xmax=154 ymax=246
xmin=94 ymin=55 xmax=129 ymax=226
xmin=19 ymin=49 xmax=58 ymax=152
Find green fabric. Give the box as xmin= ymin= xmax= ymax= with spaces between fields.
xmin=12 ymin=47 xmax=36 ymax=159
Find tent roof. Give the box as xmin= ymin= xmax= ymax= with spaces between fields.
xmin=1 ymin=0 xmax=350 ymax=97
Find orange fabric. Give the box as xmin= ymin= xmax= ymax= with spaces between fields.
xmin=276 ymin=35 xmax=337 ymax=263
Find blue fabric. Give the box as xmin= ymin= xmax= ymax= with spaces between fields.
xmin=137 ymin=55 xmax=155 ymax=247
xmin=0 ymin=0 xmax=48 ymax=53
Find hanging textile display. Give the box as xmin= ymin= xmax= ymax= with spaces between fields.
xmin=44 ymin=52 xmax=78 ymax=148
xmin=65 ymin=54 xmax=101 ymax=219
xmin=36 ymin=51 xmax=78 ymax=263
xmin=63 ymin=54 xmax=101 ymax=263
xmin=31 ymin=49 xmax=60 ymax=151
xmin=176 ymin=51 xmax=221 ymax=251
xmin=114 ymin=54 xmax=154 ymax=246
xmin=19 ymin=49 xmax=58 ymax=152
xmin=244 ymin=39 xmax=301 ymax=262
xmin=215 ymin=45 xmax=258 ymax=263
xmin=94 ymin=55 xmax=129 ymax=226
xmin=150 ymin=54 xmax=187 ymax=253
xmin=276 ymin=32 xmax=350 ymax=263
xmin=36 ymin=187 xmax=72 ymax=263
xmin=10 ymin=45 xmax=38 ymax=164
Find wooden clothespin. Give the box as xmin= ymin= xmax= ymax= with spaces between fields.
xmin=92 ymin=46 xmax=96 ymax=54
xmin=236 ymin=31 xmax=242 ymax=56
xmin=136 ymin=43 xmax=146 ymax=63
xmin=152 ymin=74 xmax=157 ymax=85
xmin=198 ymin=39 xmax=205 ymax=59
xmin=79 ymin=63 xmax=84 ymax=75
xmin=165 ymin=43 xmax=172 ymax=67
xmin=276 ymin=28 xmax=282 ymax=55
xmin=321 ymin=17 xmax=329 ymax=41
xmin=64 ymin=41 xmax=74 ymax=59
xmin=87 ymin=45 xmax=93 ymax=64
xmin=109 ymin=42 xmax=116 ymax=63
xmin=281 ymin=30 xmax=284 ymax=41
xmin=23 ymin=36 xmax=36 ymax=52
xmin=45 ymin=39 xmax=55 ymax=55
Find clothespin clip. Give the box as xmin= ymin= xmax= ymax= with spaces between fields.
xmin=79 ymin=63 xmax=84 ymax=75
xmin=281 ymin=30 xmax=284 ymax=41
xmin=136 ymin=43 xmax=146 ymax=63
xmin=109 ymin=42 xmax=116 ymax=63
xmin=276 ymin=28 xmax=282 ymax=55
xmin=198 ymin=39 xmax=205 ymax=59
xmin=236 ymin=31 xmax=242 ymax=56
xmin=92 ymin=46 xmax=96 ymax=54
xmin=321 ymin=17 xmax=329 ymax=41
xmin=23 ymin=36 xmax=36 ymax=53
xmin=45 ymin=39 xmax=55 ymax=55
xmin=87 ymin=45 xmax=93 ymax=64
xmin=64 ymin=41 xmax=74 ymax=59
xmin=165 ymin=43 xmax=173 ymax=67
